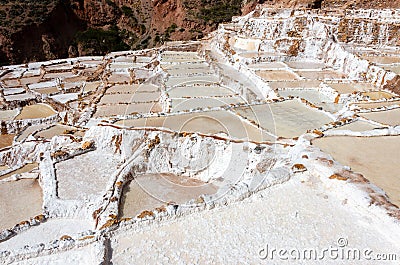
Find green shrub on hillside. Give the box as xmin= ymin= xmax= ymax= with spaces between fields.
xmin=197 ymin=0 xmax=242 ymax=23
xmin=121 ymin=5 xmax=134 ymax=17
xmin=74 ymin=26 xmax=129 ymax=54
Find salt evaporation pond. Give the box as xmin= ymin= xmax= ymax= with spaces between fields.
xmin=361 ymin=91 xmax=396 ymax=100
xmin=296 ymin=70 xmax=345 ymax=80
xmin=166 ymin=75 xmax=219 ymax=87
xmin=167 ymin=85 xmax=236 ymax=98
xmin=328 ymin=120 xmax=382 ymax=132
xmin=277 ymin=89 xmax=343 ymax=113
xmin=354 ymin=100 xmax=400 ymax=109
xmin=35 ymin=124 xmax=84 ymax=139
xmin=94 ymin=102 xmax=162 ymax=117
xmin=327 ymin=82 xmax=377 ymax=94
xmin=313 ymin=135 xmax=400 ymax=206
xmin=0 ymin=179 xmax=42 ymax=231
xmin=0 ymin=134 xmax=15 ymax=149
xmin=360 ymin=108 xmax=400 ymax=126
xmin=0 ymin=219 xmax=92 ymax=250
xmin=0 ymin=162 xmax=38 ymax=180
xmin=115 ymin=110 xmax=274 ymax=142
xmin=284 ymin=61 xmax=325 ymax=69
xmin=15 ymin=104 xmax=56 ymax=120
xmin=119 ymin=173 xmax=217 ymax=218
xmin=170 ymin=97 xmax=244 ymax=112
xmin=235 ymin=100 xmax=333 ymax=138
xmin=55 ymin=151 xmax=121 ymax=200
xmin=255 ymin=70 xmax=299 ymax=81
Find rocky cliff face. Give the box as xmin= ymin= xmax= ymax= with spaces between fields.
xmin=1 ymin=0 xmax=399 ymax=65
xmin=0 ymin=0 xmax=242 ymax=65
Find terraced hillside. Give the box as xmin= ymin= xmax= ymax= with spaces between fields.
xmin=2 ymin=0 xmax=400 ymax=65
xmin=0 ymin=5 xmax=400 ymax=263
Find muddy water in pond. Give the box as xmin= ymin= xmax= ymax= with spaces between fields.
xmin=119 ymin=173 xmax=217 ymax=218
xmin=35 ymin=125 xmax=82 ymax=139
xmin=361 ymin=91 xmax=396 ymax=100
xmin=15 ymin=104 xmax=56 ymax=120
xmin=327 ymin=82 xmax=378 ymax=94
xmin=0 ymin=163 xmax=38 ymax=180
xmin=0 ymin=134 xmax=15 ymax=149
xmin=33 ymin=87 xmax=59 ymax=95
xmin=312 ymin=136 xmax=400 ymax=206
xmin=255 ymin=70 xmax=299 ymax=81
xmin=0 ymin=179 xmax=42 ymax=230
xmin=84 ymin=81 xmax=101 ymax=93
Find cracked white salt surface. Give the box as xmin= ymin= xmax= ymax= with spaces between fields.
xmin=111 ymin=176 xmax=400 ymax=264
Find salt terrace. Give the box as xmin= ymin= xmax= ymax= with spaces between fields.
xmin=0 ymin=6 xmax=400 ymax=264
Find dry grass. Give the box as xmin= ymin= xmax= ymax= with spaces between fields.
xmin=60 ymin=235 xmax=72 ymax=241
xmin=18 ymin=220 xmax=30 ymax=226
xmin=116 ymin=181 xmax=123 ymax=188
xmin=155 ymin=205 xmax=167 ymax=213
xmin=312 ymin=129 xmax=324 ymax=137
xmin=137 ymin=210 xmax=154 ymax=219
xmin=81 ymin=141 xmax=94 ymax=150
xmin=34 ymin=214 xmax=46 ymax=222
xmin=100 ymin=219 xmax=118 ymax=230
xmin=50 ymin=150 xmax=69 ymax=159
xmin=79 ymin=235 xmax=95 ymax=241
xmin=147 ymin=135 xmax=160 ymax=150
xmin=317 ymin=157 xmax=334 ymax=167
xmin=92 ymin=208 xmax=102 ymax=219
xmin=292 ymin=163 xmax=307 ymax=172
xmin=112 ymin=135 xmax=123 ymax=154
xmin=195 ymin=196 xmax=205 ymax=204
xmin=329 ymin=173 xmax=349 ymax=181
xmin=334 ymin=95 xmax=340 ymax=104
xmin=119 ymin=217 xmax=132 ymax=222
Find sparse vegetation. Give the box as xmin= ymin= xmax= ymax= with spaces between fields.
xmin=0 ymin=0 xmax=58 ymax=29
xmin=329 ymin=173 xmax=349 ymax=181
xmin=137 ymin=210 xmax=154 ymax=219
xmin=73 ymin=26 xmax=130 ymax=55
xmin=121 ymin=5 xmax=134 ymax=17
xmin=197 ymin=0 xmax=242 ymax=24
